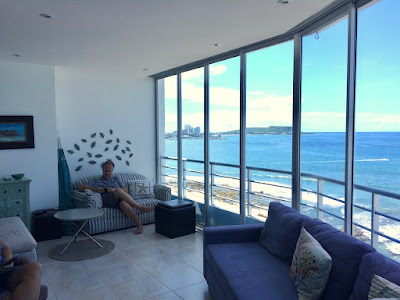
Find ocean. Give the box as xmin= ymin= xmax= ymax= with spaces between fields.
xmin=164 ymin=132 xmax=400 ymax=258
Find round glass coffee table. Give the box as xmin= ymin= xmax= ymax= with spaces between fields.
xmin=54 ymin=208 xmax=104 ymax=255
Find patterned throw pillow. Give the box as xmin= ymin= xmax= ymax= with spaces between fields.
xmin=368 ymin=274 xmax=400 ymax=299
xmin=127 ymin=180 xmax=155 ymax=199
xmin=291 ymin=227 xmax=332 ymax=300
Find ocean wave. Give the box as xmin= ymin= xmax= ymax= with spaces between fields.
xmin=303 ymin=158 xmax=389 ymax=163
xmin=356 ymin=158 xmax=389 ymax=162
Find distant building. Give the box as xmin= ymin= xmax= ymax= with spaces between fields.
xmin=166 ymin=125 xmax=202 ymax=139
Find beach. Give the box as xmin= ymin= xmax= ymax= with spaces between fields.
xmin=163 ymin=174 xmax=400 ymax=260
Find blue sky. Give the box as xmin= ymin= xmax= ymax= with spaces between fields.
xmin=164 ymin=0 xmax=399 ymax=133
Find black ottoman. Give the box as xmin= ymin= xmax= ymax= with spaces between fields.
xmin=155 ymin=200 xmax=195 ymax=238
xmin=31 ymin=209 xmax=63 ymax=242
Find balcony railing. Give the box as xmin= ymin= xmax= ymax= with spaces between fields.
xmin=161 ymin=156 xmax=400 ymax=253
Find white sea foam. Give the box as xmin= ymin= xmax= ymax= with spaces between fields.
xmin=356 ymin=158 xmax=389 ymax=162
xmin=385 ymin=241 xmax=400 ymax=255
xmin=303 ymin=158 xmax=389 ymax=163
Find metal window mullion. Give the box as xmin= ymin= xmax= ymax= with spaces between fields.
xmin=177 ymin=73 xmax=183 ymax=200
xmin=292 ymin=33 xmax=302 ymax=212
xmin=344 ymin=2 xmax=357 ymax=235
xmin=240 ymin=51 xmax=246 ymax=224
xmin=155 ymin=78 xmax=160 ymax=184
xmin=204 ymin=64 xmax=210 ymax=226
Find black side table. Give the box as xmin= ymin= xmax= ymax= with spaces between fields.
xmin=155 ymin=200 xmax=195 ymax=238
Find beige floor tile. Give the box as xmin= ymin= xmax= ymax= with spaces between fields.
xmin=108 ymin=274 xmax=169 ymax=300
xmin=133 ymin=252 xmax=187 ymax=275
xmin=151 ymin=264 xmax=205 ymax=291
xmin=57 ymin=286 xmax=119 ymax=300
xmin=174 ymin=281 xmax=214 ymax=300
xmin=36 ymin=224 xmax=207 ymax=300
xmin=89 ymin=261 xmax=149 ymax=285
xmin=148 ymin=291 xmax=183 ymax=300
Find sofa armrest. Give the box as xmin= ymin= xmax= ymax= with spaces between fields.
xmin=72 ymin=190 xmax=88 ymax=208
xmin=203 ymin=223 xmax=264 ymax=250
xmin=72 ymin=190 xmax=103 ymax=208
xmin=87 ymin=193 xmax=102 ymax=208
xmin=154 ymin=184 xmax=171 ymax=202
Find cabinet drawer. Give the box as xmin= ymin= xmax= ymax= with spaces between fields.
xmin=0 ymin=187 xmax=12 ymax=198
xmin=8 ymin=197 xmax=26 ymax=208
xmin=0 ymin=211 xmax=8 ymax=218
xmin=7 ymin=209 xmax=26 ymax=220
xmin=0 ymin=184 xmax=27 ymax=198
xmin=0 ymin=200 xmax=6 ymax=209
xmin=10 ymin=184 xmax=28 ymax=196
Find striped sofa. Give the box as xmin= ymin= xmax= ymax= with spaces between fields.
xmin=72 ymin=173 xmax=171 ymax=235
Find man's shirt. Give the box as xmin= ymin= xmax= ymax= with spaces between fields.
xmin=88 ymin=176 xmax=124 ymax=188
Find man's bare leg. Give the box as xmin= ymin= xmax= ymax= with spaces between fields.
xmin=5 ymin=262 xmax=42 ymax=300
xmin=119 ymin=201 xmax=144 ymax=234
xmin=114 ymin=189 xmax=154 ymax=213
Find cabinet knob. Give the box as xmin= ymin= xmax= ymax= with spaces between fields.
xmin=3 ymin=191 xmax=7 ymax=194
xmin=18 ymin=189 xmax=22 ymax=192
xmin=16 ymin=201 xmax=20 ymax=204
xmin=16 ymin=214 xmax=20 ymax=217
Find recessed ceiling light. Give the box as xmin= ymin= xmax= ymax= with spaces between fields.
xmin=212 ymin=43 xmax=220 ymax=47
xmin=278 ymin=0 xmax=290 ymax=4
xmin=142 ymin=68 xmax=149 ymax=71
xmin=40 ymin=13 xmax=52 ymax=19
xmin=12 ymin=54 xmax=20 ymax=57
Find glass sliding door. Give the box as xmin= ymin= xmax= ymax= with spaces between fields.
xmin=159 ymin=75 xmax=179 ymax=198
xmin=354 ymin=0 xmax=400 ymax=261
xmin=300 ymin=15 xmax=348 ymax=229
xmin=181 ymin=68 xmax=205 ymax=225
xmin=208 ymin=57 xmax=241 ymax=226
xmin=245 ymin=41 xmax=294 ymax=222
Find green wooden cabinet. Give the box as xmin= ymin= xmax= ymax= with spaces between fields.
xmin=0 ymin=177 xmax=31 ymax=231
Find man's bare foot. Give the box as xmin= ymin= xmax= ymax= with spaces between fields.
xmin=134 ymin=226 xmax=143 ymax=235
xmin=139 ymin=206 xmax=154 ymax=213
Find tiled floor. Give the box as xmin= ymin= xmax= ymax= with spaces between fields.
xmin=36 ymin=224 xmax=213 ymax=300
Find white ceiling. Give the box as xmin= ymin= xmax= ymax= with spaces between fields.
xmin=0 ymin=0 xmax=336 ymax=78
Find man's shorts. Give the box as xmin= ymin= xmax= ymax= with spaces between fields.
xmin=100 ymin=192 xmax=121 ymax=208
xmin=0 ymin=266 xmax=19 ymax=292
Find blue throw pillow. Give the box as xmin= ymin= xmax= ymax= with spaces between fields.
xmin=303 ymin=218 xmax=376 ymax=300
xmin=258 ymin=202 xmax=311 ymax=265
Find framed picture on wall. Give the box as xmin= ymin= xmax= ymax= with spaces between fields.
xmin=0 ymin=116 xmax=35 ymax=150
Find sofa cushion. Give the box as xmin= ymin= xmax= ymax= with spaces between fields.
xmin=205 ymin=242 xmax=298 ymax=299
xmin=349 ymin=252 xmax=400 ymax=300
xmin=259 ymin=202 xmax=311 ymax=264
xmin=0 ymin=217 xmax=37 ymax=253
xmin=303 ymin=218 xmax=376 ymax=300
xmin=291 ymin=227 xmax=332 ymax=300
xmin=127 ymin=179 xmax=155 ymax=199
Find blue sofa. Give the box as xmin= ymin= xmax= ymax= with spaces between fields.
xmin=203 ymin=202 xmax=400 ymax=300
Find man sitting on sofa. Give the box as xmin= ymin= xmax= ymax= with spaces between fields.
xmin=78 ymin=159 xmax=154 ymax=234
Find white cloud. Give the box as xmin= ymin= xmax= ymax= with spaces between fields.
xmin=356 ymin=112 xmax=400 ymax=131
xmin=182 ymin=68 xmax=203 ymax=80
xmin=162 ymin=79 xmax=400 ymax=133
xmin=301 ymin=112 xmax=346 ymax=132
xmin=210 ymin=65 xmax=227 ymax=76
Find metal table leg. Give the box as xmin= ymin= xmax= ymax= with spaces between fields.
xmin=59 ymin=219 xmax=103 ymax=255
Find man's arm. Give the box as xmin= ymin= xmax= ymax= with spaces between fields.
xmin=78 ymin=184 xmax=105 ymax=193
xmin=121 ymin=186 xmax=128 ymax=193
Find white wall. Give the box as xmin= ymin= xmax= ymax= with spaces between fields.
xmin=0 ymin=61 xmax=59 ymax=211
xmin=55 ymin=68 xmax=155 ymax=183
